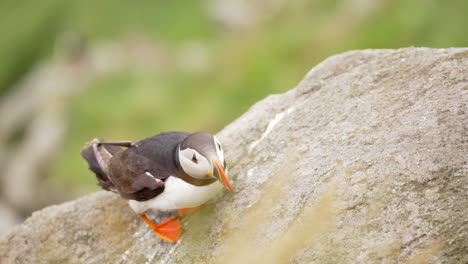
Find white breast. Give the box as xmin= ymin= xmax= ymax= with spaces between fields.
xmin=128 ymin=176 xmax=223 ymax=214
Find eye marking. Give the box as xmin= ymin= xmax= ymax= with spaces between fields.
xmin=191 ymin=154 xmax=198 ymax=164
xmin=218 ymin=143 xmax=222 ymax=150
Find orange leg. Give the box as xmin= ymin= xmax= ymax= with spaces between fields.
xmin=177 ymin=206 xmax=202 ymax=217
xmin=139 ymin=214 xmax=182 ymax=243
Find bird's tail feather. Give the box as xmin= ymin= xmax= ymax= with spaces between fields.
xmin=80 ymin=140 xmax=121 ymax=192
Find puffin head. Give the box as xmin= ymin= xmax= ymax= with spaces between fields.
xmin=177 ymin=132 xmax=232 ymax=191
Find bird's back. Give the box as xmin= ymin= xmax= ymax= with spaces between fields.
xmin=130 ymin=131 xmax=191 ymax=178
xmin=82 ymin=131 xmax=191 ymax=201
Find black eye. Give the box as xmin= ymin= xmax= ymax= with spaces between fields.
xmin=191 ymin=154 xmax=198 ymax=164
xmin=217 ymin=143 xmax=222 ymax=150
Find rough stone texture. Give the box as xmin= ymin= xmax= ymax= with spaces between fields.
xmin=0 ymin=48 xmax=466 ymax=264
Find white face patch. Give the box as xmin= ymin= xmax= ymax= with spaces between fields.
xmin=178 ymin=147 xmax=211 ymax=179
xmin=213 ymin=136 xmax=224 ymax=165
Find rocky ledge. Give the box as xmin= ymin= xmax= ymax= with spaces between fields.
xmin=1 ymin=48 xmax=467 ymax=264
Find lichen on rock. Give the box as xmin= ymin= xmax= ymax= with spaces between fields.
xmin=1 ymin=48 xmax=467 ymax=264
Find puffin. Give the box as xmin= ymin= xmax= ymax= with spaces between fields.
xmin=80 ymin=131 xmax=232 ymax=243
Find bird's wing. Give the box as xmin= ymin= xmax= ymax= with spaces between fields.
xmin=108 ymin=149 xmax=166 ymax=201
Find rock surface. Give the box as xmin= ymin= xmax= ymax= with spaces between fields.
xmin=1 ymin=48 xmax=467 ymax=264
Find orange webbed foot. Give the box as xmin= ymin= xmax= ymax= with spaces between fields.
xmin=139 ymin=214 xmax=182 ymax=243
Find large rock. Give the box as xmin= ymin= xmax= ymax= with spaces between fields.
xmin=1 ymin=48 xmax=466 ymax=263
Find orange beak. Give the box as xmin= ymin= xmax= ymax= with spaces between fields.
xmin=213 ymin=159 xmax=232 ymax=191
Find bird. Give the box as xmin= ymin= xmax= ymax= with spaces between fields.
xmin=80 ymin=131 xmax=232 ymax=243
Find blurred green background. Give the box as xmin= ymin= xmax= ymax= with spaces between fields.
xmin=0 ymin=0 xmax=466 ymax=223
